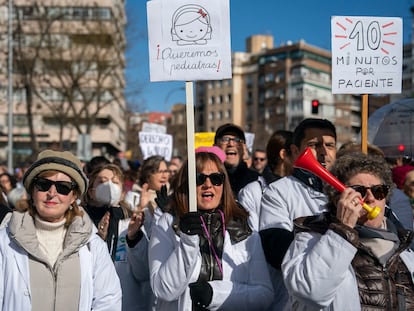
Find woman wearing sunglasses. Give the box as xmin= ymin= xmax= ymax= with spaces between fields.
xmin=282 ymin=152 xmax=414 ymax=310
xmin=0 ymin=150 xmax=121 ymax=310
xmin=149 ymin=147 xmax=273 ymax=310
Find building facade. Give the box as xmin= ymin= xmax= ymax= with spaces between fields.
xmin=194 ymin=35 xmax=361 ymax=149
xmin=0 ymin=0 xmax=126 ymax=164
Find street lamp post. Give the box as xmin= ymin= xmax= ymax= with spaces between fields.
xmin=7 ymin=0 xmax=13 ymax=173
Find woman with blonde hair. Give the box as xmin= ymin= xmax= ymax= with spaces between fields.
xmin=0 ymin=150 xmax=121 ymax=310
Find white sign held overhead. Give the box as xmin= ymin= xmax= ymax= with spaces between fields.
xmin=139 ymin=131 xmax=173 ymax=161
xmin=142 ymin=122 xmax=167 ymax=134
xmin=331 ymin=16 xmax=402 ymax=94
xmin=147 ymin=0 xmax=231 ymax=82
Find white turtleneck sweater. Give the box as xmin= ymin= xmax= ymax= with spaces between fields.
xmin=34 ymin=216 xmax=67 ymax=266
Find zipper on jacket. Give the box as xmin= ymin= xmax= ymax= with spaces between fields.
xmin=207 ymin=213 xmax=214 ymax=281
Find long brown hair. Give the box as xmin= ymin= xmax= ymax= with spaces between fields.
xmin=170 ymin=152 xmax=248 ymax=224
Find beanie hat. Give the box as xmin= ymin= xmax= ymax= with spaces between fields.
xmin=214 ymin=123 xmax=245 ymax=144
xmin=392 ymin=165 xmax=414 ymax=189
xmin=23 ymin=150 xmax=88 ymax=196
xmin=196 ymin=146 xmax=226 ymax=163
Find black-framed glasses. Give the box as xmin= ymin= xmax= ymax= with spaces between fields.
xmin=350 ymin=184 xmax=390 ymax=200
xmin=196 ymin=172 xmax=225 ymax=186
xmin=219 ymin=137 xmax=244 ymax=144
xmin=33 ymin=177 xmax=77 ymax=195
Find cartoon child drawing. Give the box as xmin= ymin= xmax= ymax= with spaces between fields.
xmin=171 ymin=4 xmax=212 ymax=46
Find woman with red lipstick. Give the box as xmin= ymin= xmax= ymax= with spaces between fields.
xmin=0 ymin=150 xmax=121 ymax=310
xmin=149 ymin=148 xmax=273 ymax=311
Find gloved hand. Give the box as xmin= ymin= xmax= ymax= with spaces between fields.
xmin=155 ymin=185 xmax=169 ymax=212
xmin=179 ymin=212 xmax=203 ymax=235
xmin=189 ymin=281 xmax=213 ymax=309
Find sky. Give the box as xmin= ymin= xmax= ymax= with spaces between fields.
xmin=124 ymin=0 xmax=413 ymax=113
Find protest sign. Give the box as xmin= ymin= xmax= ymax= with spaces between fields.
xmin=142 ymin=122 xmax=167 ymax=134
xmin=195 ymin=132 xmax=215 ymax=148
xmin=331 ymin=16 xmax=402 ymax=94
xmin=139 ymin=131 xmax=173 ymax=161
xmin=147 ymin=0 xmax=231 ymax=81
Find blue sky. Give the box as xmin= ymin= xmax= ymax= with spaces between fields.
xmin=125 ymin=0 xmax=413 ymax=113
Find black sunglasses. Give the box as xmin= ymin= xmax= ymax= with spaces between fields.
xmin=33 ymin=177 xmax=77 ymax=195
xmin=254 ymin=157 xmax=266 ymax=162
xmin=196 ymin=172 xmax=225 ymax=186
xmin=350 ymin=184 xmax=390 ymax=200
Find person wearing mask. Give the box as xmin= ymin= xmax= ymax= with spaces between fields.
xmin=252 ymin=148 xmax=268 ymax=175
xmin=149 ymin=147 xmax=274 ymax=310
xmin=0 ymin=150 xmax=121 ymax=310
xmin=83 ymin=163 xmax=131 ymax=259
xmin=259 ymin=118 xmax=337 ymax=310
xmin=214 ymin=123 xmax=259 ymax=196
xmin=83 ymin=163 xmax=149 ymax=310
xmin=238 ymin=130 xmax=293 ymax=231
xmin=282 ymin=152 xmax=414 ymax=310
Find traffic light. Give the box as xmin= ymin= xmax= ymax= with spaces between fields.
xmin=311 ymin=99 xmax=319 ymax=114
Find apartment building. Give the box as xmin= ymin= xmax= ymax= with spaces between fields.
xmin=194 ymin=35 xmax=362 ymax=149
xmin=0 ymin=0 xmax=126 ymax=164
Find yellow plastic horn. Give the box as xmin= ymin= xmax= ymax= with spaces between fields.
xmin=294 ymin=147 xmax=381 ymax=220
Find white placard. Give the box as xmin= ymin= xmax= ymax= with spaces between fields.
xmin=245 ymin=132 xmax=255 ymax=153
xmin=147 ymin=0 xmax=232 ymax=82
xmin=142 ymin=122 xmax=167 ymax=134
xmin=139 ymin=131 xmax=173 ymax=161
xmin=331 ymin=16 xmax=402 ymax=94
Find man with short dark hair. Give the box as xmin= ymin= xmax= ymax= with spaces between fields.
xmin=258 ymin=118 xmax=337 ymax=311
xmin=252 ymin=148 xmax=267 ymax=174
xmin=214 ymin=123 xmax=259 ymax=196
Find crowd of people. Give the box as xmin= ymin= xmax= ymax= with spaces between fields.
xmin=0 ymin=118 xmax=413 ymax=310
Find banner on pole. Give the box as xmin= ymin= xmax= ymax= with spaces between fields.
xmin=331 ymin=16 xmax=402 ymax=94
xmin=147 ymin=0 xmax=232 ymax=82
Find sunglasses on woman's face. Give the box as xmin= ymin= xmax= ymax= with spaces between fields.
xmin=196 ymin=172 xmax=225 ymax=186
xmin=350 ymin=184 xmax=390 ymax=200
xmin=33 ymin=177 xmax=77 ymax=195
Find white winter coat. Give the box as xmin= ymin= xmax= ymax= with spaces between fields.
xmin=149 ymin=212 xmax=274 ymax=311
xmin=258 ymin=175 xmax=328 ymax=311
xmin=0 ymin=211 xmax=122 ymax=310
xmin=282 ymin=228 xmax=414 ymax=310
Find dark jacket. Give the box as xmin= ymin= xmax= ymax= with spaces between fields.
xmin=225 ymin=161 xmax=259 ymax=196
xmin=294 ymin=212 xmax=414 ymax=310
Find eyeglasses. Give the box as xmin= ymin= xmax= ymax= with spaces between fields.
xmin=350 ymin=184 xmax=390 ymax=200
xmin=196 ymin=172 xmax=225 ymax=186
xmin=33 ymin=177 xmax=77 ymax=195
xmin=218 ymin=137 xmax=244 ymax=144
xmin=254 ymin=157 xmax=266 ymax=162
xmin=155 ymin=170 xmax=171 ymax=175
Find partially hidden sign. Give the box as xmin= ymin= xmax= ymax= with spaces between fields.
xmin=147 ymin=0 xmax=231 ymax=82
xmin=331 ymin=16 xmax=402 ymax=94
xmin=139 ymin=131 xmax=173 ymax=161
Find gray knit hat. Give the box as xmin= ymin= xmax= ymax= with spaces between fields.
xmin=23 ymin=150 xmax=88 ymax=196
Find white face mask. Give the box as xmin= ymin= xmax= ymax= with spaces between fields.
xmin=94 ymin=181 xmax=122 ymax=206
